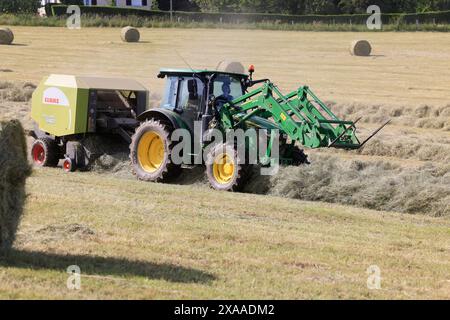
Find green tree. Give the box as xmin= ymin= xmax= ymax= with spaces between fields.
xmin=304 ymin=0 xmax=339 ymax=14
xmin=338 ymin=0 xmax=417 ymax=14
xmin=191 ymin=0 xmax=450 ymax=14
xmin=157 ymin=0 xmax=200 ymax=11
xmin=0 ymin=0 xmax=41 ymax=13
xmin=193 ymin=0 xmax=240 ymax=12
xmin=59 ymin=0 xmax=84 ymax=5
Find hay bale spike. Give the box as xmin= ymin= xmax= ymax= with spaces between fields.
xmin=350 ymin=40 xmax=372 ymax=56
xmin=121 ymin=26 xmax=140 ymax=43
xmin=0 ymin=27 xmax=14 ymax=45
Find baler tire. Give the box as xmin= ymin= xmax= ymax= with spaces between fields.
xmin=206 ymin=143 xmax=249 ymax=192
xmin=31 ymin=137 xmax=60 ymax=167
xmin=130 ymin=119 xmax=181 ymax=182
xmin=62 ymin=157 xmax=76 ymax=173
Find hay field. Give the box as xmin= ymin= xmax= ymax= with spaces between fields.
xmin=1 ymin=27 xmax=450 ymax=106
xmin=0 ymin=168 xmax=447 ymax=299
xmin=0 ymin=26 xmax=449 ymax=299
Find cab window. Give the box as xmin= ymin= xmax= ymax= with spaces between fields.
xmin=213 ymin=75 xmax=243 ymax=101
xmin=161 ymin=76 xmax=178 ymax=109
xmin=177 ymin=77 xmax=204 ymax=111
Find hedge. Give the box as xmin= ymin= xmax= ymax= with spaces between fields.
xmin=47 ymin=5 xmax=450 ymax=25
xmin=0 ymin=0 xmax=40 ymax=14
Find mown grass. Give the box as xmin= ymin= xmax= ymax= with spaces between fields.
xmin=1 ymin=14 xmax=450 ymax=32
xmin=0 ymin=168 xmax=449 ymax=299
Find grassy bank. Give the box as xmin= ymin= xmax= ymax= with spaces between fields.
xmin=0 ymin=168 xmax=449 ymax=299
xmin=1 ymin=14 xmax=450 ymax=32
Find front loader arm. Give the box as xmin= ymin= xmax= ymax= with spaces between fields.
xmin=222 ymin=81 xmax=388 ymax=150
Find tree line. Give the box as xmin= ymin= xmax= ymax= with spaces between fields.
xmin=159 ymin=0 xmax=450 ymax=14
xmin=2 ymin=0 xmax=450 ymax=15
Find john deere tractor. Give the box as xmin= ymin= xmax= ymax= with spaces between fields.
xmin=30 ymin=68 xmax=387 ymax=191
xmin=129 ymin=66 xmax=388 ymax=191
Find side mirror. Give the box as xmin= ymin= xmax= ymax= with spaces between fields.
xmin=187 ymin=79 xmax=198 ymax=100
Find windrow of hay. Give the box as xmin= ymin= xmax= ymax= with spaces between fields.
xmin=0 ymin=120 xmax=31 ymax=251
xmin=245 ymin=154 xmax=450 ymax=217
xmin=315 ymin=138 xmax=450 ymax=163
xmin=80 ymin=135 xmax=132 ymax=178
xmin=0 ymin=27 xmax=13 ymax=45
xmin=356 ymin=139 xmax=450 ymax=163
xmin=0 ymin=81 xmax=13 ymax=90
xmin=121 ymin=26 xmax=140 ymax=42
xmin=350 ymin=40 xmax=371 ymax=56
xmin=327 ymin=102 xmax=450 ymax=131
xmin=0 ymin=81 xmax=35 ymax=102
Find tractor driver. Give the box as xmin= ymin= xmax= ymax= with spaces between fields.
xmin=219 ymin=82 xmax=234 ymax=102
xmin=214 ymin=81 xmax=234 ymax=114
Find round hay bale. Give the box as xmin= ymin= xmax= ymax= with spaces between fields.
xmin=350 ymin=40 xmax=372 ymax=56
xmin=216 ymin=60 xmax=245 ymax=74
xmin=121 ymin=26 xmax=140 ymax=43
xmin=0 ymin=27 xmax=14 ymax=45
xmin=0 ymin=120 xmax=31 ymax=251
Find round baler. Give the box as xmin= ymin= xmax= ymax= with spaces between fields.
xmin=30 ymin=74 xmax=148 ymax=171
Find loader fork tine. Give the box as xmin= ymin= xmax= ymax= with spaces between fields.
xmin=328 ymin=117 xmax=362 ymax=148
xmin=358 ymin=120 xmax=391 ymax=149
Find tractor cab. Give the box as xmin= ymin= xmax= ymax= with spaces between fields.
xmin=156 ymin=69 xmax=249 ymax=132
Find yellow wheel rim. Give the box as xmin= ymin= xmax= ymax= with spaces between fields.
xmin=137 ymin=131 xmax=165 ymax=173
xmin=213 ymin=153 xmax=235 ymax=184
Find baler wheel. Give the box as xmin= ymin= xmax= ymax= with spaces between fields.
xmin=62 ymin=157 xmax=75 ymax=173
xmin=130 ymin=120 xmax=181 ymax=182
xmin=31 ymin=138 xmax=59 ymax=167
xmin=206 ymin=143 xmax=249 ymax=192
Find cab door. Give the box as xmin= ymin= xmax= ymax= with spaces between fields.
xmin=176 ymin=77 xmax=204 ymax=133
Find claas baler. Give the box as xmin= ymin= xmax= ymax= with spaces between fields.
xmin=30 ymin=74 xmax=148 ymax=171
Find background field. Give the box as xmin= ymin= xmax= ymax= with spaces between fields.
xmin=2 ymin=27 xmax=450 ymax=106
xmin=0 ymin=26 xmax=449 ymax=299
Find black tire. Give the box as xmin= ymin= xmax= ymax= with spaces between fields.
xmin=291 ymin=146 xmax=310 ymax=166
xmin=130 ymin=119 xmax=181 ymax=182
xmin=206 ymin=143 xmax=249 ymax=192
xmin=31 ymin=137 xmax=59 ymax=167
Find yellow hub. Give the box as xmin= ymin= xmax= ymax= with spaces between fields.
xmin=213 ymin=154 xmax=235 ymax=184
xmin=137 ymin=131 xmax=165 ymax=173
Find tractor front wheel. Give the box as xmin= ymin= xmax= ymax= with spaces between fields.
xmin=130 ymin=120 xmax=181 ymax=182
xmin=31 ymin=137 xmax=59 ymax=167
xmin=206 ymin=143 xmax=249 ymax=192
xmin=291 ymin=146 xmax=310 ymax=166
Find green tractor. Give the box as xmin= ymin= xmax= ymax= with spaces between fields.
xmin=30 ymin=68 xmax=388 ymax=191
xmin=129 ymin=66 xmax=388 ymax=191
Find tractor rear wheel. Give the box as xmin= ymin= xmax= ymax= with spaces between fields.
xmin=130 ymin=119 xmax=181 ymax=182
xmin=206 ymin=143 xmax=249 ymax=192
xmin=31 ymin=137 xmax=59 ymax=167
